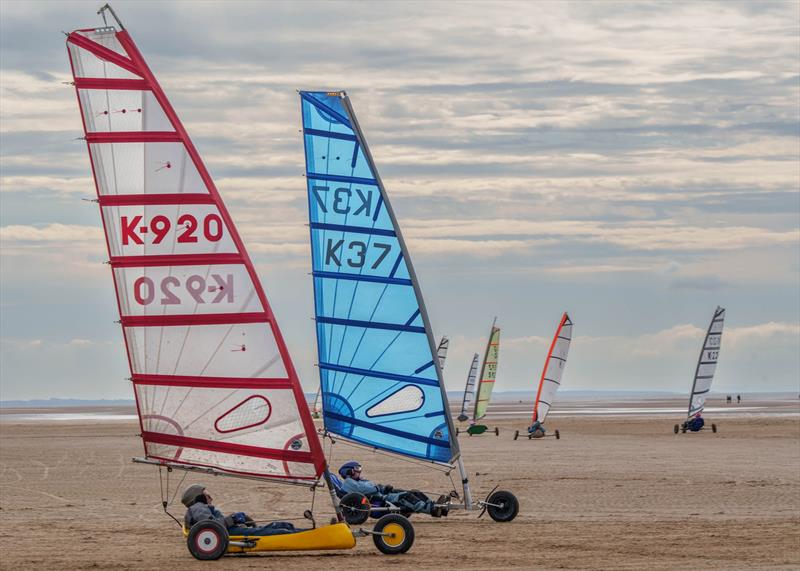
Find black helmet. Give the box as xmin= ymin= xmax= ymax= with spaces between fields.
xmin=181 ymin=484 xmax=206 ymax=507
xmin=338 ymin=461 xmax=362 ymax=479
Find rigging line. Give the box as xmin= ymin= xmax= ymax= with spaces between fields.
xmin=169 ymin=469 xmax=189 ymax=507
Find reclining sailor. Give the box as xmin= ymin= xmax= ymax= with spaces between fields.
xmin=527 ymin=419 xmax=545 ymax=436
xmin=686 ymin=413 xmax=705 ymax=432
xmin=182 ymin=484 xmax=300 ymax=536
xmin=339 ymin=461 xmax=448 ymax=517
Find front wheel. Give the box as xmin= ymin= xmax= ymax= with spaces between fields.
xmin=513 ymin=430 xmax=519 ymax=441
xmin=372 ymin=514 xmax=414 ymax=555
xmin=340 ymin=492 xmax=370 ymax=525
xmin=455 ymin=427 xmax=460 ymax=436
xmin=494 ymin=427 xmax=500 ymax=436
xmin=711 ymin=423 xmax=717 ymax=433
xmin=486 ymin=490 xmax=519 ymax=522
xmin=187 ymin=520 xmax=228 ymax=560
xmin=554 ymin=429 xmax=560 ymax=440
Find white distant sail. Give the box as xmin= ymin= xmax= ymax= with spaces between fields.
xmin=531 ymin=313 xmax=572 ymax=424
xmin=437 ymin=336 xmax=450 ymax=369
xmin=687 ymin=307 xmax=725 ymax=418
xmin=457 ymin=353 xmax=479 ymax=421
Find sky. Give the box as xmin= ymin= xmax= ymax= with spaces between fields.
xmin=0 ymin=0 xmax=798 ymax=401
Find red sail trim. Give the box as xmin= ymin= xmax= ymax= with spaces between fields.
xmin=99 ymin=193 xmax=215 ymax=206
xmin=74 ymin=77 xmax=150 ymax=90
xmin=86 ymin=132 xmax=181 ymax=143
xmin=133 ymin=374 xmax=292 ymax=390
xmin=143 ymin=432 xmax=316 ymax=463
xmin=110 ymin=253 xmax=244 ymax=268
xmin=532 ymin=312 xmax=568 ymax=423
xmin=67 ymin=32 xmax=143 ymax=77
xmin=116 ymin=30 xmax=326 ymax=478
xmin=122 ymin=312 xmax=269 ymax=327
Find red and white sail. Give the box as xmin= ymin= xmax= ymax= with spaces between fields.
xmin=66 ymin=25 xmax=325 ymax=482
xmin=532 ymin=313 xmax=573 ymax=424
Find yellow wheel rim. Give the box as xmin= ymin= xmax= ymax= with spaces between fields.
xmin=381 ymin=522 xmax=405 ymax=547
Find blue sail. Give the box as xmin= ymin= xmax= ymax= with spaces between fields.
xmin=300 ymin=91 xmax=456 ymax=464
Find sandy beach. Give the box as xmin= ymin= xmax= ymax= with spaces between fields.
xmin=1 ymin=400 xmax=798 ymax=570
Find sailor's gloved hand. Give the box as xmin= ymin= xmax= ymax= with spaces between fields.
xmin=382 ymin=484 xmax=393 ymax=493
xmin=231 ymin=512 xmax=248 ymax=525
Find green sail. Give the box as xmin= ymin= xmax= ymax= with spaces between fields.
xmin=473 ymin=323 xmax=500 ymax=421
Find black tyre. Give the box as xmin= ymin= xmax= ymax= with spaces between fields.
xmin=673 ymin=424 xmax=679 ymax=434
xmin=486 ymin=490 xmax=519 ymax=522
xmin=513 ymin=430 xmax=519 ymax=441
xmin=456 ymin=427 xmax=460 ymax=435
xmin=340 ymin=492 xmax=370 ymax=525
xmin=555 ymin=429 xmax=560 ymax=440
xmin=681 ymin=425 xmax=687 ymax=433
xmin=187 ymin=520 xmax=228 ymax=560
xmin=494 ymin=427 xmax=500 ymax=436
xmin=712 ymin=423 xmax=717 ymax=433
xmin=372 ymin=514 xmax=414 ymax=555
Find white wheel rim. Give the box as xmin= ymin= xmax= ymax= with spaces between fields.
xmin=196 ymin=530 xmax=219 ymax=553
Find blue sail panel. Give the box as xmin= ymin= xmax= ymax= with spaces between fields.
xmin=301 ymin=91 xmax=454 ymax=464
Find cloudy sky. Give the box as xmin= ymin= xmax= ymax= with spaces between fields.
xmin=1 ymin=0 xmax=798 ymax=401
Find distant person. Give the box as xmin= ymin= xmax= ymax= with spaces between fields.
xmin=527 ymin=419 xmax=546 ymax=438
xmin=182 ymin=484 xmax=300 ymax=536
xmin=726 ymin=395 xmax=732 ymax=404
xmin=338 ymin=461 xmax=448 ymax=517
xmin=685 ymin=413 xmax=705 ymax=432
xmin=737 ymin=394 xmax=741 ymax=404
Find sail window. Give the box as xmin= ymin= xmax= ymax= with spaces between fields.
xmin=366 ymin=385 xmax=425 ymax=418
xmin=215 ymin=395 xmax=272 ymax=433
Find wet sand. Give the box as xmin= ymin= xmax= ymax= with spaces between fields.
xmin=0 ymin=404 xmax=798 ymax=570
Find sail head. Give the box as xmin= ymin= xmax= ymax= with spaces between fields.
xmin=300 ymin=91 xmax=456 ymax=465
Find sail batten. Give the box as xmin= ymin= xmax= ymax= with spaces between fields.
xmin=301 ymin=91 xmax=457 ymax=464
xmin=687 ymin=307 xmax=725 ymax=418
xmin=68 ymin=25 xmax=324 ymax=483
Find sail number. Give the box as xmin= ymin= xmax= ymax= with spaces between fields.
xmin=133 ymin=274 xmax=233 ymax=305
xmin=312 ymin=186 xmax=373 ymax=217
xmin=325 ymin=239 xmax=391 ymax=269
xmin=121 ymin=214 xmax=224 ymax=245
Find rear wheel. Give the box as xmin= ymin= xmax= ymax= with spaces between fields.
xmin=673 ymin=424 xmax=679 ymax=434
xmin=712 ymin=423 xmax=717 ymax=433
xmin=555 ymin=429 xmax=560 ymax=440
xmin=681 ymin=425 xmax=687 ymax=433
xmin=372 ymin=514 xmax=414 ymax=555
xmin=187 ymin=520 xmax=228 ymax=560
xmin=340 ymin=492 xmax=370 ymax=525
xmin=486 ymin=490 xmax=519 ymax=522
xmin=455 ymin=427 xmax=460 ymax=435
xmin=513 ymin=430 xmax=519 ymax=440
xmin=494 ymin=427 xmax=500 ymax=436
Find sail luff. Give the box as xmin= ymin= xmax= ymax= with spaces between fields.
xmin=687 ymin=306 xmax=725 ymax=419
xmin=339 ymin=93 xmax=461 ymax=462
